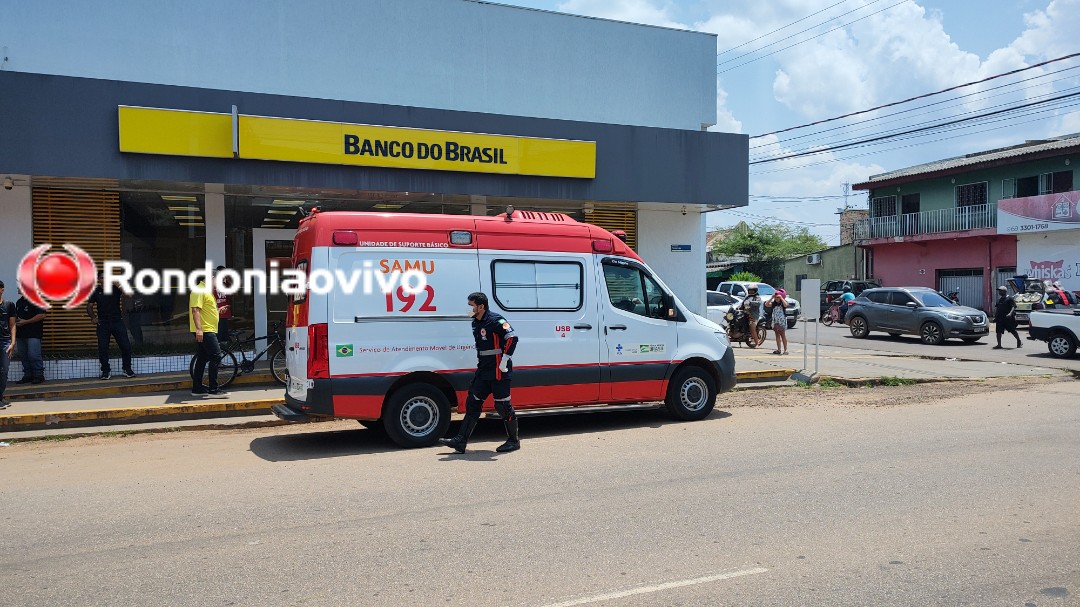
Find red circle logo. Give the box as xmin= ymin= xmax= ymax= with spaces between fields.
xmin=36 ymin=253 xmax=81 ymax=300
xmin=17 ymin=244 xmax=98 ymax=310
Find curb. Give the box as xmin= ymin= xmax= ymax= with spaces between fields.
xmin=5 ymin=373 xmax=275 ymax=401
xmin=0 ymin=398 xmax=283 ymax=432
xmin=737 ymin=369 xmax=797 ymax=382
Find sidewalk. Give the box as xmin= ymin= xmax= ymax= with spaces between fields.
xmin=0 ymin=345 xmax=1069 ymax=440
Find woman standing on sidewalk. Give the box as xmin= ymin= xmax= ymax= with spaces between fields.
xmin=768 ymin=290 xmax=788 ymax=355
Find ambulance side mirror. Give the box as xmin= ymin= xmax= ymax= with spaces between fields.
xmin=663 ymin=294 xmax=677 ymax=319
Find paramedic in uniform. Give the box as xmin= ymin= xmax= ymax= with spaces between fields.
xmin=439 ymin=292 xmax=520 ymax=453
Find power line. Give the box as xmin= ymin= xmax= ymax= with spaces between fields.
xmin=716 ymin=0 xmax=889 ymax=66
xmin=749 ymin=65 xmax=1080 ymax=151
xmin=749 ymin=90 xmax=1080 ymax=163
xmin=752 ymin=51 xmax=1080 ymax=138
xmin=750 ymin=91 xmax=1080 ymax=165
xmin=718 ymin=0 xmax=911 ymax=75
xmin=748 ymin=107 xmax=1080 ymax=175
xmin=715 ymin=0 xmax=850 ymax=58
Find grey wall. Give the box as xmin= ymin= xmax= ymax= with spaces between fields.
xmin=1 ymin=0 xmax=717 ymax=131
xmin=0 ymin=72 xmax=747 ymax=206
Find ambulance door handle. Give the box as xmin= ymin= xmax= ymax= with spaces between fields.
xmin=574 ymin=324 xmax=592 ymax=330
xmin=608 ymin=324 xmax=627 ymax=331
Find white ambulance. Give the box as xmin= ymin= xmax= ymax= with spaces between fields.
xmin=274 ymin=209 xmax=736 ymax=447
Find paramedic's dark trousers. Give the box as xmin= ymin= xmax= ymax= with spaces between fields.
xmin=447 ymin=376 xmax=519 ymax=451
xmin=192 ymin=332 xmax=222 ymax=392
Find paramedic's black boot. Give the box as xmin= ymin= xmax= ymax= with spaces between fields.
xmin=439 ymin=415 xmax=478 ymax=453
xmin=496 ymin=418 xmax=520 ymax=453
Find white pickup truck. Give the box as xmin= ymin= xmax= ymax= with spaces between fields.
xmin=1028 ymin=309 xmax=1080 ymax=358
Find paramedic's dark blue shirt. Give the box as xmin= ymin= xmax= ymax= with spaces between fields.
xmin=472 ymin=311 xmax=518 ymax=379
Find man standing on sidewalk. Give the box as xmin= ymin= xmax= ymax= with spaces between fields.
xmin=86 ymin=276 xmax=135 ymax=380
xmin=190 ymin=270 xmax=226 ymax=398
xmin=0 ymin=281 xmax=17 ymax=408
xmin=15 ymin=286 xmax=46 ymax=385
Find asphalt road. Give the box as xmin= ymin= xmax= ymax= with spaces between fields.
xmin=789 ymin=319 xmax=1080 ymax=373
xmin=2 ymin=378 xmax=1078 ymax=606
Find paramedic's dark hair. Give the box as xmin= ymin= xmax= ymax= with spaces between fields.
xmin=468 ymin=292 xmax=489 ymax=308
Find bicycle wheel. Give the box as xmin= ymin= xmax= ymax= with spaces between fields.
xmin=270 ymin=348 xmax=289 ymax=386
xmin=190 ymin=350 xmax=239 ymax=389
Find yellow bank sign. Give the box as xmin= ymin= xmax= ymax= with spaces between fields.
xmin=118 ymin=106 xmax=596 ymax=179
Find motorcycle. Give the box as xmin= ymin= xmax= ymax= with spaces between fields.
xmin=724 ymin=308 xmax=768 ymax=348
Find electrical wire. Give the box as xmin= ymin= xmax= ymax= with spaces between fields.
xmin=749 ymin=65 xmax=1080 ymax=151
xmin=717 ymin=0 xmax=889 ymax=66
xmin=716 ymin=0 xmax=851 ymax=58
xmin=750 ymin=91 xmax=1080 ymax=164
xmin=749 ymin=92 xmax=1080 ymax=163
xmin=752 ymin=51 xmax=1080 ymax=138
xmin=718 ymin=0 xmax=912 ymax=75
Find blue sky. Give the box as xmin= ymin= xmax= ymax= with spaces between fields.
xmin=497 ymin=0 xmax=1080 ymax=245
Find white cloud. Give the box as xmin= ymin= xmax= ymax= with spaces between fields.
xmin=554 ymin=0 xmax=687 ymax=29
xmin=711 ymin=86 xmax=743 ymax=133
xmin=1011 ymin=0 xmax=1080 ymax=61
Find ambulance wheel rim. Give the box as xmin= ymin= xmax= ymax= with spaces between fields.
xmin=679 ymin=377 xmax=708 ymax=412
xmin=400 ymin=397 xmax=439 ymax=436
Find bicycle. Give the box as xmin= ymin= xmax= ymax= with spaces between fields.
xmin=189 ymin=320 xmax=289 ymax=389
xmin=819 ymin=302 xmax=846 ymax=327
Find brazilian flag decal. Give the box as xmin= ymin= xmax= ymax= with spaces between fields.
xmin=336 ymin=344 xmax=354 ymax=357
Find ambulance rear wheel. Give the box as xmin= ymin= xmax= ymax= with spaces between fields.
xmin=383 ymin=384 xmax=451 ymax=448
xmin=665 ymin=367 xmax=716 ymax=421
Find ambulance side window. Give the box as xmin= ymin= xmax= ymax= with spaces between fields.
xmin=603 ymin=262 xmax=668 ymax=319
xmin=492 ymin=260 xmax=583 ymax=311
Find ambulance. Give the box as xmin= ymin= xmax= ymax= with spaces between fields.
xmin=273 ymin=209 xmax=736 ymax=447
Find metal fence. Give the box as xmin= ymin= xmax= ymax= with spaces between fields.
xmin=855 ymin=202 xmax=997 ymax=239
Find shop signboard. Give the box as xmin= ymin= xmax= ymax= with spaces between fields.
xmin=118 ymin=106 xmax=596 ymax=179
xmin=997 ymin=190 xmax=1080 ymax=234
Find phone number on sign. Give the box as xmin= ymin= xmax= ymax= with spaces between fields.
xmin=1006 ymin=223 xmax=1050 ymax=232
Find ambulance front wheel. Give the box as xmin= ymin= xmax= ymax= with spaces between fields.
xmin=383 ymin=384 xmax=452 ymax=448
xmin=665 ymin=367 xmax=717 ymax=421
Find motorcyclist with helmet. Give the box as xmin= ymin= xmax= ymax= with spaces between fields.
xmin=739 ymin=283 xmax=764 ymax=333
xmin=838 ymin=285 xmax=856 ymax=318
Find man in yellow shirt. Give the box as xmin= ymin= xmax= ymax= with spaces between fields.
xmin=189 ymin=274 xmax=225 ymax=397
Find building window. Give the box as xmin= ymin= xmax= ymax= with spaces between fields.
xmin=901 ymin=193 xmax=920 ymax=215
xmin=955 ymin=182 xmax=987 ymax=207
xmin=1012 ymin=171 xmax=1072 ymax=197
xmin=492 ymin=260 xmax=583 ymax=311
xmin=871 ymin=195 xmax=896 ymax=217
xmin=795 ymin=274 xmax=807 ymax=290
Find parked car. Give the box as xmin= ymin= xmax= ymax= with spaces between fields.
xmin=1028 ymin=308 xmax=1080 ymax=358
xmin=706 ymin=290 xmax=741 ymax=326
xmin=844 ymin=286 xmax=989 ymax=345
xmin=716 ymin=281 xmax=801 ymax=329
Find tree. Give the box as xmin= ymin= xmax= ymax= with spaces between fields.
xmin=712 ymin=222 xmax=827 ymax=285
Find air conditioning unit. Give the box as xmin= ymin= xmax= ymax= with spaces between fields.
xmin=806 ymin=253 xmax=822 ymax=265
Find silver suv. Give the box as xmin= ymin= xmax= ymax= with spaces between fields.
xmin=716 ymin=281 xmax=800 ymax=329
xmin=844 ymin=287 xmax=989 ymax=345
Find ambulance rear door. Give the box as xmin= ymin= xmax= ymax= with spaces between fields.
xmin=327 ymin=245 xmax=481 ymax=398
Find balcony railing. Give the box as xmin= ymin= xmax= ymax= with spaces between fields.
xmin=854 ymin=202 xmax=997 ymax=240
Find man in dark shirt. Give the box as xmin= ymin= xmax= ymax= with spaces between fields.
xmin=993 ymin=285 xmax=1022 ymax=350
xmin=15 ymin=287 xmax=46 ymax=384
xmin=438 ymin=292 xmax=520 ymax=454
xmin=86 ymin=278 xmax=135 ymax=380
xmin=0 ymin=281 xmax=17 ymax=408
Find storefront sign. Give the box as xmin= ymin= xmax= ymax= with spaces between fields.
xmin=118 ymin=106 xmax=596 ymax=178
xmin=997 ymin=191 xmax=1080 ymax=234
xmin=1017 ymin=233 xmax=1080 ymax=291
